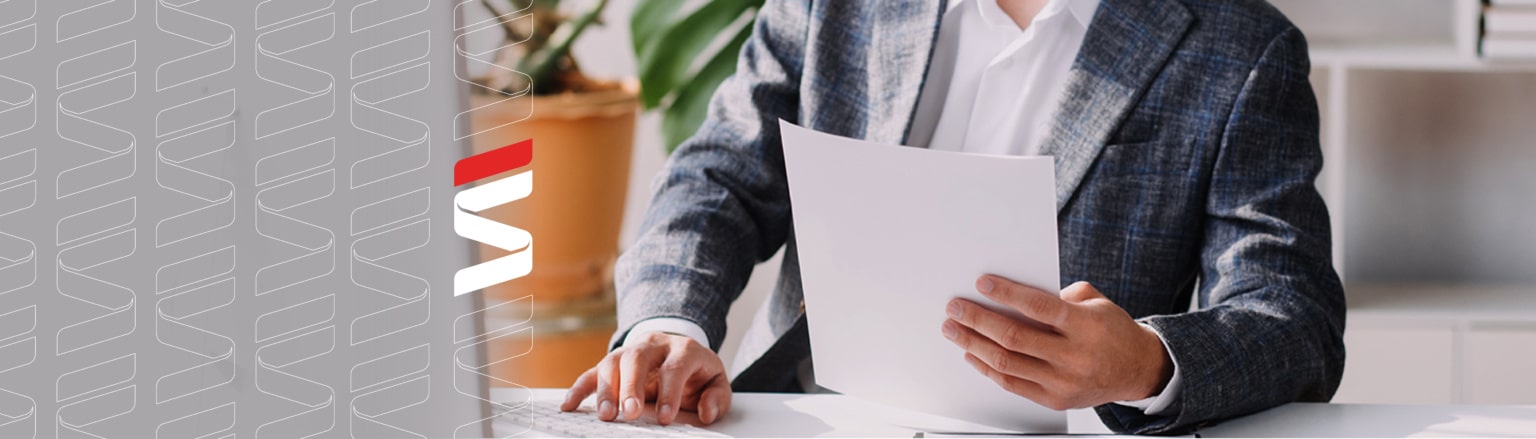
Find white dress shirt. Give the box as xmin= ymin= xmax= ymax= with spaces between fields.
xmin=626 ymin=0 xmax=1183 ymax=418
xmin=906 ymin=0 xmax=1091 ymax=155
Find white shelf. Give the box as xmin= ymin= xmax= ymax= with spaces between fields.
xmin=1311 ymin=44 xmax=1536 ymax=72
xmin=1341 ymin=284 xmax=1536 ymax=405
xmin=1280 ymin=0 xmax=1536 ymax=405
xmin=1347 ymin=284 xmax=1536 ymax=323
xmin=1272 ymin=0 xmax=1536 ymax=72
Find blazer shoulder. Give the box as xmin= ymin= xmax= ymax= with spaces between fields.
xmin=1173 ymin=0 xmax=1304 ymax=61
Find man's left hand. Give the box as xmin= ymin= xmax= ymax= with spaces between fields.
xmin=942 ymin=275 xmax=1174 ymax=410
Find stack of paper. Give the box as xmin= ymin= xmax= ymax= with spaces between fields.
xmin=778 ymin=120 xmax=1066 ymax=433
xmin=1484 ymin=0 xmax=1536 ymax=59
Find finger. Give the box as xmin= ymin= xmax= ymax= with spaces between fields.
xmin=562 ymin=368 xmax=599 ymax=412
xmin=617 ymin=347 xmax=655 ymax=421
xmin=595 ymin=352 xmax=620 ymax=421
xmin=943 ymin=319 xmax=1052 ymax=381
xmin=947 ymin=299 xmax=1064 ymax=357
xmin=978 ymin=275 xmax=1070 ymax=326
xmin=964 ymin=353 xmax=1061 ymax=410
xmin=653 ymin=356 xmax=697 ymax=425
xmin=695 ymin=374 xmax=733 ymax=425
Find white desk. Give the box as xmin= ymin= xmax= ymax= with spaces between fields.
xmin=1198 ymin=403 xmax=1536 ymax=437
xmin=492 ymin=388 xmax=1536 ymax=437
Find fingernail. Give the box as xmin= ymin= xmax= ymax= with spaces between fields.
xmin=977 ymin=277 xmax=994 ymax=293
xmin=659 ymin=403 xmax=672 ymax=419
xmin=704 ymin=404 xmax=718 ymax=423
xmin=599 ymin=399 xmax=615 ymax=418
xmin=942 ymin=320 xmax=958 ymax=340
xmin=946 ymin=300 xmax=963 ymax=320
xmin=622 ymin=397 xmax=639 ymax=417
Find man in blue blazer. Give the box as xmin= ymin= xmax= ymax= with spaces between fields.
xmin=563 ymin=0 xmax=1345 ymax=434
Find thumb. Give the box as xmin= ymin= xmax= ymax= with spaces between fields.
xmin=1060 ymin=281 xmax=1104 ymax=303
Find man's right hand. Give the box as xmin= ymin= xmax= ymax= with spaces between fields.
xmin=560 ymin=332 xmax=732 ymax=425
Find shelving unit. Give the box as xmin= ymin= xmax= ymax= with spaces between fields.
xmin=1273 ymin=0 xmax=1536 ymax=404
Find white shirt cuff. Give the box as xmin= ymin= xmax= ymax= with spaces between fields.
xmin=621 ymin=317 xmax=711 ymax=350
xmin=1111 ymin=323 xmax=1182 ymax=416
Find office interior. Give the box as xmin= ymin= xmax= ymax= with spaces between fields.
xmin=469 ymin=0 xmax=1536 ymax=432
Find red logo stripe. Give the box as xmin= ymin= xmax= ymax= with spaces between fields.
xmin=454 ymin=139 xmax=533 ymax=186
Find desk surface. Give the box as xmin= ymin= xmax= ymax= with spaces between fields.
xmin=492 ymin=388 xmax=1536 ymax=437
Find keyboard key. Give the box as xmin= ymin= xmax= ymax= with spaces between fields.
xmin=498 ymin=399 xmax=729 ymax=438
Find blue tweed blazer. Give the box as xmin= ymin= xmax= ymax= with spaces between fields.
xmin=613 ymin=0 xmax=1346 ymax=434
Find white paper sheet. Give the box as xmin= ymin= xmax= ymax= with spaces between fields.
xmin=779 ymin=120 xmax=1065 ymax=433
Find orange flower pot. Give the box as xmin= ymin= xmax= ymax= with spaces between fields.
xmin=468 ymin=81 xmax=637 ymax=388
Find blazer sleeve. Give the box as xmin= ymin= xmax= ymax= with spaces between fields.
xmin=610 ymin=0 xmax=810 ymax=352
xmin=1095 ymin=26 xmax=1347 ymax=435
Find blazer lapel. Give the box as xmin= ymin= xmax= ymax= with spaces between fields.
xmin=1039 ymin=0 xmax=1193 ymax=212
xmin=866 ymin=0 xmax=947 ymax=145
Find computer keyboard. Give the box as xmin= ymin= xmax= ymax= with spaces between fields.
xmin=496 ymin=399 xmax=729 ymax=438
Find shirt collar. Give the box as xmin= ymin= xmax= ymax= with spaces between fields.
xmin=962 ymin=0 xmax=1100 ymax=29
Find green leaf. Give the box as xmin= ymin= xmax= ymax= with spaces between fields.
xmin=629 ymin=0 xmax=686 ymax=56
xmin=660 ymin=22 xmax=753 ymax=153
xmin=517 ymin=0 xmax=608 ymax=93
xmin=636 ymin=0 xmax=754 ymax=109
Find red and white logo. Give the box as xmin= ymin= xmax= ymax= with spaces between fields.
xmin=452 ymin=139 xmax=533 ymax=296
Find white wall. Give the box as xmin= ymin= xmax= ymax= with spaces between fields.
xmin=464 ymin=1 xmax=778 ymax=370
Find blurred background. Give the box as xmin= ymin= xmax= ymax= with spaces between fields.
xmin=467 ymin=0 xmax=1536 ymax=406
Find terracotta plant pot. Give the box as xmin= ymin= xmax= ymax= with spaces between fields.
xmin=468 ymin=81 xmax=637 ymax=388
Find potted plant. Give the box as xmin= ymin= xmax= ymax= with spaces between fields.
xmin=630 ymin=1 xmax=764 ymax=152
xmin=470 ymin=0 xmax=635 ymax=388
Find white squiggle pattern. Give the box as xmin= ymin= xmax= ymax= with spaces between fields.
xmin=152 ymin=249 xmax=236 ymax=403
xmin=0 ymin=0 xmax=37 ymax=143
xmin=253 ymin=8 xmax=335 ymax=141
xmin=0 ymin=1 xmax=38 ymax=436
xmin=346 ymin=2 xmax=434 ymax=435
xmin=55 ymin=46 xmax=136 ymax=200
xmin=252 ymin=162 xmax=337 ymax=439
xmin=55 ymin=0 xmax=135 ymax=44
xmin=349 ymin=53 xmax=431 ymax=189
xmin=154 ymin=0 xmax=235 ymax=92
xmin=254 ymin=0 xmax=334 ymax=32
xmin=451 ymin=0 xmax=532 ymax=141
xmin=53 ymin=1 xmax=138 ymax=437
xmin=253 ymin=2 xmax=337 ymax=437
xmin=154 ymin=91 xmax=237 ymax=248
xmin=449 ymin=2 xmax=541 ymax=436
xmin=349 ymin=218 xmax=432 ymax=438
xmin=453 ymin=298 xmax=533 ymax=438
xmin=151 ymin=1 xmax=238 ymax=434
xmin=254 ymin=326 xmax=336 ymax=438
